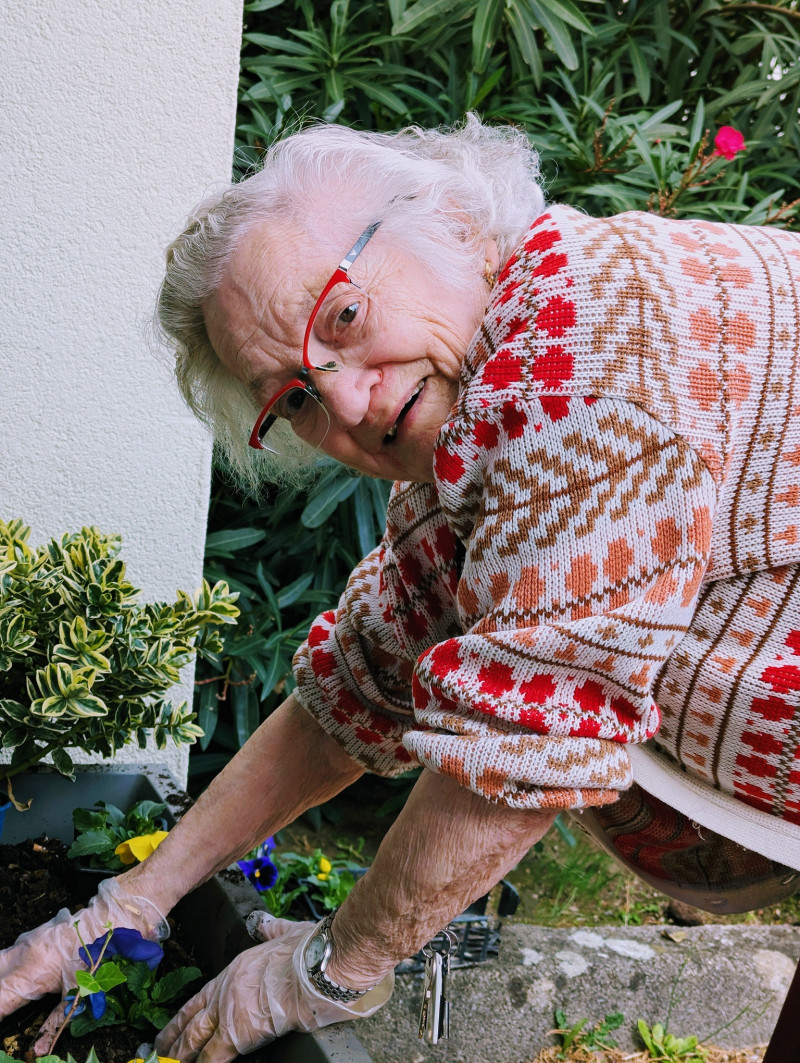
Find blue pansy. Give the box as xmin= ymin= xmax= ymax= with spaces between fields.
xmin=64 ymin=990 xmax=106 ymax=1020
xmin=80 ymin=927 xmax=164 ymax=971
xmin=237 ymin=836 xmax=278 ymax=892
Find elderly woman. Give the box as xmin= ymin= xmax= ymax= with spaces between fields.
xmin=2 ymin=116 xmax=800 ymax=1061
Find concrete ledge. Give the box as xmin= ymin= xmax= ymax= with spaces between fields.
xmin=353 ymin=923 xmax=800 ymax=1062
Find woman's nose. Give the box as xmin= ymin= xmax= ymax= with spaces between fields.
xmin=313 ymin=363 xmax=379 ymax=429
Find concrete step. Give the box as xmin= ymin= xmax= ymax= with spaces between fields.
xmin=352 ymin=923 xmax=800 ymax=1063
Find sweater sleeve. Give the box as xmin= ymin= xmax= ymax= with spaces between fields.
xmin=404 ymin=393 xmax=718 ymax=810
xmin=292 ymin=480 xmax=464 ymax=777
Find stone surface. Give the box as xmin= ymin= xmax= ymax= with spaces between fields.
xmin=351 ymin=922 xmax=799 ymax=1062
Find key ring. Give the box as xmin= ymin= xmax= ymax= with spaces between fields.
xmin=422 ymin=928 xmax=458 ymax=958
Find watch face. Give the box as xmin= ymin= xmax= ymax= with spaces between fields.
xmin=306 ymin=931 xmax=327 ymax=970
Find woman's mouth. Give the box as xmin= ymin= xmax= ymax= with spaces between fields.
xmin=384 ymin=380 xmax=426 ymax=443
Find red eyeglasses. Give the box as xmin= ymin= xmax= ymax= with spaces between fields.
xmin=248 ymin=221 xmax=382 ymax=453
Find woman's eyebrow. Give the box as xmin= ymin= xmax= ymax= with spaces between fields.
xmin=247 ymin=367 xmax=276 ymax=401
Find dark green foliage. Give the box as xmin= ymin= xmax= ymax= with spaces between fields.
xmin=194 ymin=0 xmax=800 ymax=784
xmin=236 ymin=0 xmax=800 ymax=225
xmin=68 ymin=958 xmax=202 ymax=1036
xmin=191 ymin=463 xmax=390 ymax=782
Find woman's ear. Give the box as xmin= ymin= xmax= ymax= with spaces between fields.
xmin=484 ymin=237 xmax=500 ymax=274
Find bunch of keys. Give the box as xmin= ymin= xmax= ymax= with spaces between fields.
xmin=418 ymin=928 xmax=458 ymax=1044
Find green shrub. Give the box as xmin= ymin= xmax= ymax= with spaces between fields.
xmin=0 ymin=520 xmax=238 ymax=799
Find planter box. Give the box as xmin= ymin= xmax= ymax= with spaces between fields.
xmin=2 ymin=767 xmax=374 ymax=1063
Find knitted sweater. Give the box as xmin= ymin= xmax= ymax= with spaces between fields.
xmin=293 ymin=205 xmax=800 ymax=837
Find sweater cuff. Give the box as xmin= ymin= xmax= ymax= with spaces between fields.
xmin=403 ymin=730 xmax=631 ymax=809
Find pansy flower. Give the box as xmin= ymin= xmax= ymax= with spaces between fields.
xmin=126 ymin=1057 xmax=181 ymax=1063
xmin=69 ymin=928 xmax=163 ymax=1021
xmin=316 ymin=856 xmax=332 ymax=882
xmin=115 ymin=830 xmax=169 ymax=865
xmin=65 ymin=990 xmax=105 ymax=1020
xmin=80 ymin=927 xmax=164 ymax=971
xmin=237 ymin=836 xmax=279 ymax=892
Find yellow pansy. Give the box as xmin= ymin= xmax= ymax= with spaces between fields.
xmin=115 ymin=830 xmax=169 ymax=864
xmin=126 ymin=1056 xmax=180 ymax=1063
xmin=316 ymin=855 xmax=332 ymax=881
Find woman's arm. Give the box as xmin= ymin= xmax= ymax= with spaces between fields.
xmin=120 ymin=692 xmax=365 ymax=912
xmin=327 ymin=769 xmax=556 ymax=988
xmin=152 ymin=766 xmax=554 ymax=1063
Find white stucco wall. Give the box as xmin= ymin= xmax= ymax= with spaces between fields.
xmin=0 ymin=1 xmax=243 ymax=784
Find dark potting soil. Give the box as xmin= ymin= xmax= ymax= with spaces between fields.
xmin=0 ymin=836 xmax=206 ymax=1063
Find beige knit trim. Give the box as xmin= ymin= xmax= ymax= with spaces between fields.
xmin=630 ymin=744 xmax=800 ymax=871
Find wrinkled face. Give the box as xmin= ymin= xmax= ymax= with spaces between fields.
xmin=203 ymin=217 xmax=498 ymax=482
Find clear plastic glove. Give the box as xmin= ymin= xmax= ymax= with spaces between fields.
xmin=0 ymin=875 xmax=169 ymax=1053
xmin=155 ymin=915 xmax=393 ymax=1063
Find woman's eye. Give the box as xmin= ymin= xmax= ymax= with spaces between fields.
xmin=338 ymin=302 xmax=359 ymax=325
xmin=277 ymin=388 xmax=307 ymax=421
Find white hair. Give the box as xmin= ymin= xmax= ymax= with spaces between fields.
xmin=156 ymin=114 xmax=546 ymax=490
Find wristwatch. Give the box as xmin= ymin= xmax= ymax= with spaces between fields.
xmin=304 ymin=911 xmax=375 ymax=1004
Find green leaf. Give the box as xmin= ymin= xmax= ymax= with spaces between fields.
xmin=103 ymin=802 xmax=125 ymax=827
xmin=506 ymin=1 xmax=542 ymax=83
xmin=244 ymin=0 xmax=286 ymax=10
xmin=242 ymin=33 xmax=311 ymax=57
xmin=637 ymin=1019 xmax=654 ymax=1052
xmin=125 ymin=959 xmax=156 ymax=999
xmin=0 ymin=699 xmax=29 ymax=722
xmin=628 ymin=37 xmax=650 ymax=104
xmin=275 ymin=572 xmax=315 ymax=608
xmin=300 ymin=471 xmax=360 ymax=528
xmin=392 ymin=0 xmax=459 ymax=36
xmin=689 ymin=98 xmax=705 ymax=152
xmin=532 ymin=0 xmax=593 ymax=34
xmin=93 ymin=961 xmax=126 ymax=992
xmin=528 ymin=0 xmax=579 ymax=69
xmin=635 ymin=99 xmax=683 ymax=133
xmin=72 ymin=806 xmax=107 ymax=831
xmin=197 ymin=678 xmax=221 ymax=750
xmin=75 ymin=969 xmax=101 ymax=995
xmin=1 ymin=725 xmax=28 ymax=749
xmin=151 ymin=966 xmax=202 ymax=1004
xmin=52 ymin=746 xmax=75 ymax=779
xmin=67 ymin=829 xmax=116 ymax=858
xmin=205 ymin=527 xmax=268 ymax=556
xmin=136 ymin=1000 xmax=173 ymax=1030
xmin=472 ymin=0 xmax=505 ymax=73
xmin=231 ymin=681 xmax=260 ymax=747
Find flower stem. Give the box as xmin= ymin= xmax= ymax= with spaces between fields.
xmin=43 ymin=923 xmax=114 ymax=1056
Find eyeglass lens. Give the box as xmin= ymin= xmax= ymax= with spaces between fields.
xmin=257 ymin=386 xmax=331 ymax=454
xmin=304 ymin=281 xmax=381 ymax=372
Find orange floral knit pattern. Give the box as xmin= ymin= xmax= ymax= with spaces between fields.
xmin=293 ymin=206 xmax=800 ymax=817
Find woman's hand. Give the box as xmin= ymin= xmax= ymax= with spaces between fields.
xmin=155 ymin=915 xmax=393 ymax=1063
xmin=0 ymin=876 xmax=169 ymax=1054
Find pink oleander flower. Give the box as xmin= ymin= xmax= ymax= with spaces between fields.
xmin=713 ymin=126 xmax=746 ymax=160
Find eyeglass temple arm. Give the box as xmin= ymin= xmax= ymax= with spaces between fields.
xmin=339 ymin=221 xmax=381 ymax=270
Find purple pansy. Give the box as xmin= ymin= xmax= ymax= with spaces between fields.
xmin=79 ymin=927 xmax=164 ymax=971
xmin=237 ymin=836 xmax=279 ymax=893
xmin=66 ymin=928 xmax=163 ymax=1024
